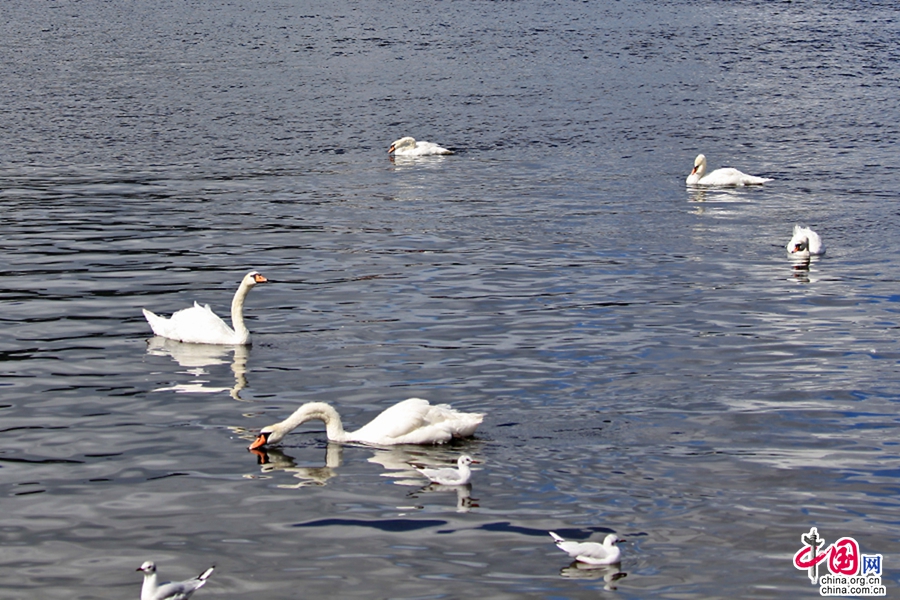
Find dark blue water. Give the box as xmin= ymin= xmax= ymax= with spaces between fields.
xmin=2 ymin=1 xmax=900 ymax=598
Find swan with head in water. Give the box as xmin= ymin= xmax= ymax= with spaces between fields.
xmin=786 ymin=225 xmax=825 ymax=257
xmin=249 ymin=398 xmax=483 ymax=448
xmin=686 ymin=154 xmax=772 ymax=186
xmin=388 ymin=136 xmax=453 ymax=156
xmin=142 ymin=271 xmax=267 ymax=345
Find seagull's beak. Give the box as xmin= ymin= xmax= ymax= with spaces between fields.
xmin=471 ymin=459 xmax=482 ymax=464
xmin=249 ymin=433 xmax=269 ymax=450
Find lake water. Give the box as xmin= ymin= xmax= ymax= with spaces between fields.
xmin=2 ymin=0 xmax=899 ymax=598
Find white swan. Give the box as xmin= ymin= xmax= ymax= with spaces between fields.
xmin=686 ymin=154 xmax=772 ymax=186
xmin=389 ymin=136 xmax=453 ymax=156
xmin=786 ymin=225 xmax=825 ymax=257
xmin=550 ymin=532 xmax=622 ymax=566
xmin=249 ymin=398 xmax=483 ymax=448
xmin=137 ymin=561 xmax=214 ymax=600
xmin=142 ymin=271 xmax=267 ymax=345
xmin=416 ymin=454 xmax=478 ymax=485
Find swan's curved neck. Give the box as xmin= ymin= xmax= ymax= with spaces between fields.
xmin=230 ymin=280 xmax=253 ymax=343
xmin=280 ymin=403 xmax=351 ymax=443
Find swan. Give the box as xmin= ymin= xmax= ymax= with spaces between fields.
xmin=686 ymin=154 xmax=772 ymax=186
xmin=137 ymin=561 xmax=214 ymax=600
xmin=416 ymin=454 xmax=478 ymax=485
xmin=786 ymin=225 xmax=825 ymax=257
xmin=142 ymin=271 xmax=267 ymax=345
xmin=388 ymin=136 xmax=453 ymax=156
xmin=249 ymin=398 xmax=484 ymax=448
xmin=550 ymin=532 xmax=622 ymax=566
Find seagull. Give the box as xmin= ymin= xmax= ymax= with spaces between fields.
xmin=416 ymin=454 xmax=478 ymax=485
xmin=549 ymin=531 xmax=622 ymax=565
xmin=137 ymin=561 xmax=215 ymax=600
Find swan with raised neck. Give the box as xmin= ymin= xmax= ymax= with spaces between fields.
xmin=142 ymin=271 xmax=267 ymax=345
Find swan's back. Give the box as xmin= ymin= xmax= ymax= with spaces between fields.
xmin=390 ymin=137 xmax=452 ymax=157
xmin=698 ymin=167 xmax=771 ymax=186
xmin=349 ymin=398 xmax=483 ymax=445
xmin=143 ymin=303 xmax=237 ymax=344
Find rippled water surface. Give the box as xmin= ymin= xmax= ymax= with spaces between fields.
xmin=3 ymin=1 xmax=900 ymax=598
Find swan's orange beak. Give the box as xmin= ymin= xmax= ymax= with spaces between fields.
xmin=249 ymin=433 xmax=269 ymax=450
xmin=388 ymin=145 xmax=395 ymax=154
xmin=690 ymin=166 xmax=698 ymax=175
xmin=254 ymin=274 xmax=268 ymax=284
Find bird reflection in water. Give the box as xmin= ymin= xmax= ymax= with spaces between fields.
xmin=373 ymin=448 xmax=482 ymax=513
xmin=789 ymin=254 xmax=826 ymax=284
xmin=559 ymin=562 xmax=627 ymax=590
xmin=246 ymin=443 xmax=343 ymax=488
xmin=146 ymin=337 xmax=249 ymax=400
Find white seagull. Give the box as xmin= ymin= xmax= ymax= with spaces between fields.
xmin=549 ymin=531 xmax=622 ymax=565
xmin=686 ymin=153 xmax=772 ymax=186
xmin=416 ymin=454 xmax=478 ymax=485
xmin=142 ymin=271 xmax=267 ymax=345
xmin=786 ymin=225 xmax=825 ymax=257
xmin=388 ymin=136 xmax=453 ymax=156
xmin=137 ymin=561 xmax=215 ymax=600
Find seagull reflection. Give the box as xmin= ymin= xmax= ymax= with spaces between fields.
xmin=246 ymin=443 xmax=343 ymax=488
xmin=412 ymin=482 xmax=477 ymax=513
xmin=559 ymin=562 xmax=627 ymax=589
xmin=146 ymin=337 xmax=249 ymax=399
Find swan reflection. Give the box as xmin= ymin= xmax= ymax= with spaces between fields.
xmin=243 ymin=443 xmax=481 ymax=510
xmin=788 ymin=255 xmax=823 ymax=283
xmin=146 ymin=337 xmax=248 ymax=399
xmin=246 ymin=443 xmax=343 ymax=488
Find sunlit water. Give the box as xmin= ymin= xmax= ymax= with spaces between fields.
xmin=2 ymin=1 xmax=900 ymax=598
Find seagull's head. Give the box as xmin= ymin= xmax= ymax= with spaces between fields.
xmin=136 ymin=561 xmax=157 ymax=575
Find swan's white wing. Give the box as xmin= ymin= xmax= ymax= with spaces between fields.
xmin=412 ymin=141 xmax=452 ymax=155
xmin=700 ymin=167 xmax=771 ymax=186
xmin=394 ymin=141 xmax=452 ymax=156
xmin=145 ymin=302 xmax=237 ymax=345
xmin=349 ymin=398 xmax=483 ymax=445
xmin=350 ymin=398 xmax=433 ymax=443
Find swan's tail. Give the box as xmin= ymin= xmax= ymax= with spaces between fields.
xmin=142 ymin=308 xmax=168 ymax=337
